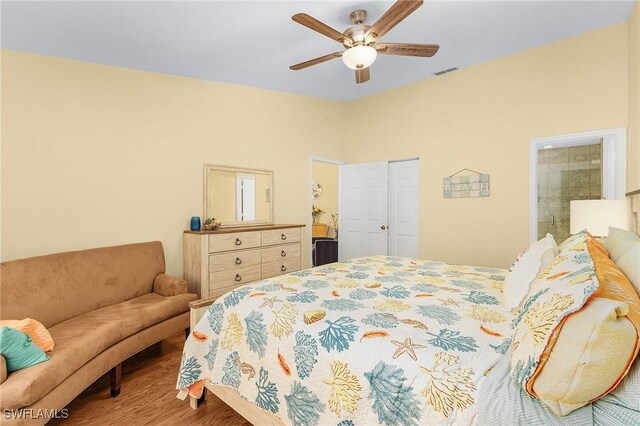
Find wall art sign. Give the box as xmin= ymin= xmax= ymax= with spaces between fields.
xmin=443 ymin=168 xmax=490 ymax=198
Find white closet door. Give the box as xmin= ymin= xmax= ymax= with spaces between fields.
xmin=389 ymin=160 xmax=419 ymax=258
xmin=339 ymin=162 xmax=389 ymax=261
xmin=236 ymin=175 xmax=256 ymax=221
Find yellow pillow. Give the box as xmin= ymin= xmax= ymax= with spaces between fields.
xmin=527 ymin=240 xmax=640 ymax=415
xmin=0 ymin=318 xmax=55 ymax=352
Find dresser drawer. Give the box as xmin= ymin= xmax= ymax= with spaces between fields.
xmin=262 ymin=256 xmax=301 ymax=279
xmin=210 ymin=264 xmax=261 ymax=290
xmin=262 ymin=228 xmax=301 ymax=246
xmin=261 ymin=243 xmax=300 ymax=263
xmin=209 ymin=284 xmax=244 ymax=300
xmin=209 ymin=231 xmax=261 ymax=253
xmin=209 ymin=248 xmax=261 ymax=273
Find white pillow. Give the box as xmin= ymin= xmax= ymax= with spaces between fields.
xmin=604 ymin=226 xmax=640 ymax=294
xmin=503 ymin=234 xmax=558 ymax=309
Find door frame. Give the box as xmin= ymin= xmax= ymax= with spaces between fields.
xmin=308 ymin=156 xmax=345 ymax=267
xmin=529 ymin=127 xmax=626 ymax=244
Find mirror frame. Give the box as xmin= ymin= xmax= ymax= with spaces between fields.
xmin=203 ymin=164 xmax=274 ymax=228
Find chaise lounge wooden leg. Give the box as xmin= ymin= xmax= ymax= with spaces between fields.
xmin=184 ymin=327 xmax=190 ymax=340
xmin=110 ymin=363 xmax=121 ymax=397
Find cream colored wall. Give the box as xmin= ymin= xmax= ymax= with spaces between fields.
xmin=1 ymin=50 xmax=346 ymax=275
xmin=344 ymin=23 xmax=629 ymax=268
xmin=208 ymin=171 xmax=236 ymax=222
xmin=629 ymin=1 xmax=640 ymax=192
xmin=312 ymin=161 xmax=339 ymax=238
xmin=1 ymin=21 xmax=633 ymax=274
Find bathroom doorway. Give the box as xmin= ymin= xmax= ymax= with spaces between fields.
xmin=529 ymin=128 xmax=626 ymax=243
xmin=537 ymin=142 xmax=602 ymax=242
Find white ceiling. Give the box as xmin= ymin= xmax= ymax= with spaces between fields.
xmin=1 ymin=1 xmax=635 ymax=101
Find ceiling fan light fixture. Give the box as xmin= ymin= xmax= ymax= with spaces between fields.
xmin=290 ymin=1 xmax=438 ymax=84
xmin=342 ymin=45 xmax=377 ymax=70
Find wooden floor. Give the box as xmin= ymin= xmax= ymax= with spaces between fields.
xmin=49 ymin=332 xmax=251 ymax=426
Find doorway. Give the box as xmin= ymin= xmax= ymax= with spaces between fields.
xmin=529 ymin=128 xmax=626 ymax=243
xmin=537 ymin=142 xmax=603 ymax=243
xmin=339 ymin=159 xmax=419 ymax=261
xmin=310 ymin=158 xmax=343 ymax=267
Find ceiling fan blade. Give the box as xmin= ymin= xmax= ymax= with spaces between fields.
xmin=355 ymin=67 xmax=370 ymax=84
xmin=292 ymin=13 xmax=352 ymax=46
xmin=376 ymin=43 xmax=439 ymax=57
xmin=365 ymin=0 xmax=423 ymax=42
xmin=290 ymin=52 xmax=343 ymax=70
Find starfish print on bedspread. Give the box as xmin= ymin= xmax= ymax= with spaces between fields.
xmin=260 ymin=296 xmax=282 ymax=309
xmin=391 ymin=337 xmax=427 ymax=361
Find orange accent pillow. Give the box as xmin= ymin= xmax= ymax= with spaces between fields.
xmin=589 ymin=240 xmax=640 ymax=321
xmin=0 ymin=318 xmax=55 ymax=352
xmin=526 ymin=239 xmax=640 ymax=398
xmin=589 ymin=237 xmax=610 ymax=258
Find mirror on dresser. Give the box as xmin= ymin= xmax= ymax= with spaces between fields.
xmin=204 ymin=164 xmax=274 ymax=227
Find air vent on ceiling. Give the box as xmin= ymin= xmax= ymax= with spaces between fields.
xmin=434 ymin=67 xmax=458 ymax=76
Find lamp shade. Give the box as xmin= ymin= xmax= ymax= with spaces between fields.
xmin=342 ymin=45 xmax=377 ymax=70
xmin=569 ymin=200 xmax=629 ymax=236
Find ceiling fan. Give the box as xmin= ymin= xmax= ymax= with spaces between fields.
xmin=289 ymin=0 xmax=439 ymax=84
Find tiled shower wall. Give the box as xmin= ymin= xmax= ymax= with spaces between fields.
xmin=537 ymin=143 xmax=602 ymax=243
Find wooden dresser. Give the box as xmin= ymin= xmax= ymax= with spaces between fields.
xmin=183 ymin=224 xmax=305 ymax=298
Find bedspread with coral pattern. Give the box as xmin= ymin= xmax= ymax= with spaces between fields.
xmin=177 ymin=256 xmax=516 ymax=426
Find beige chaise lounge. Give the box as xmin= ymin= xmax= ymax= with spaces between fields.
xmin=0 ymin=242 xmax=197 ymax=425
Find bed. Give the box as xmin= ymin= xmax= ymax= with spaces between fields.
xmin=177 ymin=191 xmax=640 ymax=426
xmin=177 ymin=255 xmax=515 ymax=425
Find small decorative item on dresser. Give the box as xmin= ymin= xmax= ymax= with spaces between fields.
xmin=202 ymin=218 xmax=221 ymax=231
xmin=190 ymin=216 xmax=201 ymax=231
xmin=331 ymin=213 xmax=339 ymax=238
xmin=312 ymin=205 xmax=324 ymax=224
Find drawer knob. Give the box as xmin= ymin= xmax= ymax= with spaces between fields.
xmin=235 ymin=238 xmax=242 ymax=246
xmin=281 ymin=265 xmax=287 ymax=272
xmin=235 ymin=257 xmax=242 ymax=265
xmin=281 ymin=233 xmax=287 ymax=240
xmin=235 ymin=274 xmax=242 ymax=282
xmin=281 ymin=250 xmax=286 ymax=257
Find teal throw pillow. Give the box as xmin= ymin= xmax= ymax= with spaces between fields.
xmin=0 ymin=326 xmax=49 ymax=372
